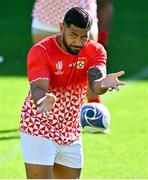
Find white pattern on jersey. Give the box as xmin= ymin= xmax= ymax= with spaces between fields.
xmin=21 ymin=84 xmax=87 ymax=145
xmin=32 ymin=0 xmax=98 ymax=25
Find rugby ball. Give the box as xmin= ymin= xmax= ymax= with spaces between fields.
xmin=80 ymin=103 xmax=111 ymax=133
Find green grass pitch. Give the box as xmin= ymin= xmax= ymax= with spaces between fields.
xmin=0 ymin=0 xmax=148 ymax=179
xmin=0 ymin=77 xmax=147 ymax=179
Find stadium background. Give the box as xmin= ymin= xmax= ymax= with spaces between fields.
xmin=0 ymin=0 xmax=147 ymax=178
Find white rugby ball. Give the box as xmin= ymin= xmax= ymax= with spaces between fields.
xmin=80 ymin=103 xmax=111 ymax=133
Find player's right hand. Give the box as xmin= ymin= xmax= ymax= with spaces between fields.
xmin=37 ymin=93 xmax=56 ymax=116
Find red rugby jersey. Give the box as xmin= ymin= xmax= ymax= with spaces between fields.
xmin=20 ymin=35 xmax=107 ymax=145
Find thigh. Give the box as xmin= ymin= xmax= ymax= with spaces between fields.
xmin=32 ymin=28 xmax=55 ymax=44
xmin=53 ymin=163 xmax=81 ymax=179
xmin=20 ymin=133 xmax=57 ymax=166
xmin=53 ymin=140 xmax=83 ymax=179
xmin=32 ymin=33 xmax=52 ymax=44
xmin=25 ymin=163 xmax=53 ymax=179
xmin=31 ymin=18 xmax=59 ymax=43
xmin=20 ymin=133 xmax=57 ymax=178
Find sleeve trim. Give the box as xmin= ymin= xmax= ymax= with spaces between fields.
xmin=29 ymin=77 xmax=49 ymax=84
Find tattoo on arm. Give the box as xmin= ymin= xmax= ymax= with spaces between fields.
xmin=88 ymin=67 xmax=105 ymax=91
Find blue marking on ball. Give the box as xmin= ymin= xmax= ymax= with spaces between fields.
xmin=80 ymin=103 xmax=111 ymax=133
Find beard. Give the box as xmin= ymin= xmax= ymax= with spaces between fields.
xmin=62 ymin=34 xmax=82 ymax=55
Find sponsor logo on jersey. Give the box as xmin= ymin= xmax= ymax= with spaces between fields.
xmin=69 ymin=62 xmax=76 ymax=68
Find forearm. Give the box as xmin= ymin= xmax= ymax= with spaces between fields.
xmin=31 ymin=86 xmax=47 ymax=105
xmin=30 ymin=79 xmax=49 ymax=105
xmin=30 ymin=79 xmax=56 ymax=115
xmin=92 ymin=80 xmax=108 ymax=95
xmin=88 ymin=66 xmax=107 ymax=95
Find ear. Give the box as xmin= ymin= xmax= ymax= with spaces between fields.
xmin=59 ymin=23 xmax=64 ymax=33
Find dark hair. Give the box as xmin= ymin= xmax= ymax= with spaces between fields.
xmin=63 ymin=7 xmax=93 ymax=30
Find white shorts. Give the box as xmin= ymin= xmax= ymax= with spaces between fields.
xmin=20 ymin=133 xmax=83 ymax=168
xmin=32 ymin=17 xmax=98 ymax=37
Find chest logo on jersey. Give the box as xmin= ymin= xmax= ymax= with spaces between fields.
xmin=55 ymin=61 xmax=64 ymax=75
xmin=77 ymin=61 xmax=84 ymax=69
xmin=77 ymin=57 xmax=85 ymax=69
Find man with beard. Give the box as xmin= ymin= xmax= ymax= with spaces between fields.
xmin=20 ymin=7 xmax=125 ymax=179
xmin=31 ymin=0 xmax=102 ymax=104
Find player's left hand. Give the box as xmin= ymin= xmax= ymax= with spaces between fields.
xmin=101 ymin=71 xmax=126 ymax=91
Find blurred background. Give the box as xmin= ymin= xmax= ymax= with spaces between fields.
xmin=0 ymin=0 xmax=147 ymax=77
xmin=0 ymin=0 xmax=34 ymax=75
xmin=0 ymin=0 xmax=148 ymax=178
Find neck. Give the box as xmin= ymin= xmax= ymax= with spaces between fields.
xmin=56 ymin=34 xmax=67 ymax=52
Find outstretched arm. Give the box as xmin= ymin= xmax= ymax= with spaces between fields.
xmin=88 ymin=67 xmax=126 ymax=95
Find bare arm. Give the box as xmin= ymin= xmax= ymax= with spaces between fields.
xmin=30 ymin=79 xmax=49 ymax=104
xmin=30 ymin=79 xmax=56 ymax=115
xmin=88 ymin=66 xmax=107 ymax=95
xmin=88 ymin=67 xmax=126 ymax=95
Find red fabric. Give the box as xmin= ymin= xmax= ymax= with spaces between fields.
xmin=27 ymin=44 xmax=50 ymax=83
xmin=98 ymin=30 xmax=108 ymax=47
xmin=20 ymin=35 xmax=107 ymax=145
xmin=87 ymin=96 xmax=103 ymax=103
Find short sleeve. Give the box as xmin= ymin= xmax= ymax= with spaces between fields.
xmin=27 ymin=44 xmax=50 ymax=83
xmin=88 ymin=43 xmax=107 ymax=68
